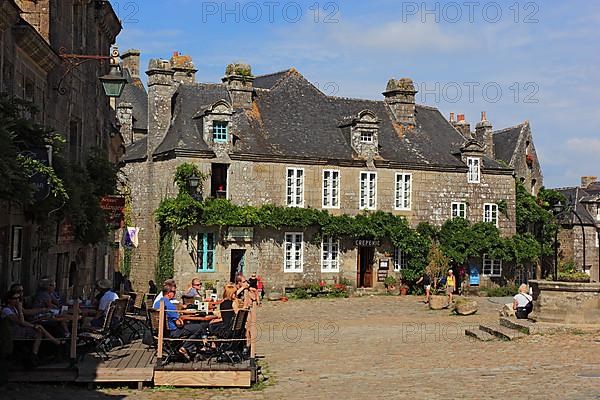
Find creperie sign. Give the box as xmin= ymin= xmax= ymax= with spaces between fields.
xmin=100 ymin=196 xmax=125 ymax=211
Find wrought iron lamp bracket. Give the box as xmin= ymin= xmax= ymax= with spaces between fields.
xmin=54 ymin=47 xmax=111 ymax=95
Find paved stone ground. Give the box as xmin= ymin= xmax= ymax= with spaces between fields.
xmin=2 ymin=295 xmax=600 ymax=399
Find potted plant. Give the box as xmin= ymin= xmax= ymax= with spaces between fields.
xmin=384 ymin=276 xmax=397 ymax=293
xmin=425 ymin=244 xmax=450 ymax=309
xmin=399 ymin=283 xmax=409 ymax=296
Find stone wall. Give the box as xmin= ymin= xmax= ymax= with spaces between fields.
xmin=125 ymin=155 xmax=516 ymax=289
xmin=530 ymin=280 xmax=600 ymax=324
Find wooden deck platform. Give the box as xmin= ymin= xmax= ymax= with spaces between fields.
xmin=7 ymin=340 xmax=256 ymax=388
xmin=76 ymin=340 xmax=155 ymax=384
xmin=154 ymin=358 xmax=255 ymax=387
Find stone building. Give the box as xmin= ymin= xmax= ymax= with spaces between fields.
xmin=118 ymin=51 xmax=533 ymax=293
xmin=553 ymin=177 xmax=600 ymax=282
xmin=449 ymin=113 xmax=543 ymax=195
xmin=0 ymin=0 xmax=122 ymax=295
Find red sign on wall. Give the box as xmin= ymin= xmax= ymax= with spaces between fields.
xmin=100 ymin=196 xmax=125 ymax=211
xmin=101 ymin=196 xmax=125 ymax=229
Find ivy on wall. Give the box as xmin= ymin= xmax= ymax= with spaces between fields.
xmin=120 ymin=189 xmax=134 ymax=278
xmin=154 ymin=163 xmax=563 ymax=284
xmin=156 ymin=230 xmax=174 ymax=285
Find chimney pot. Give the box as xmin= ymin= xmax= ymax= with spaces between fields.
xmin=481 ymin=111 xmax=487 ymax=121
xmin=450 ymin=112 xmax=455 ymax=123
xmin=457 ymin=114 xmax=465 ymax=122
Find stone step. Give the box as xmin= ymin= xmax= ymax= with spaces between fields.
xmin=465 ymin=328 xmax=496 ymax=341
xmin=499 ymin=317 xmax=536 ymax=334
xmin=479 ymin=323 xmax=527 ymax=341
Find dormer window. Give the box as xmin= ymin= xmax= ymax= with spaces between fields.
xmin=467 ymin=157 xmax=480 ymax=183
xmin=212 ymin=121 xmax=228 ymax=142
xmin=360 ymin=131 xmax=373 ymax=143
xmin=341 ymin=110 xmax=380 ymax=159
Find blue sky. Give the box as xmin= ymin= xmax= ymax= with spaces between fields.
xmin=111 ymin=0 xmax=600 ymax=188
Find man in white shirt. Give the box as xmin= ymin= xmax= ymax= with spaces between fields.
xmin=152 ymin=278 xmax=177 ymax=308
xmin=91 ymin=279 xmax=119 ymax=327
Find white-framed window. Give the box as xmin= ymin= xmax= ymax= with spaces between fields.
xmin=359 ymin=171 xmax=377 ymax=210
xmin=321 ymin=236 xmax=339 ymax=272
xmin=286 ymin=168 xmax=304 ymax=207
xmin=360 ymin=130 xmax=373 ymax=143
xmin=11 ymin=226 xmax=23 ymax=261
xmin=393 ymin=247 xmax=407 ymax=272
xmin=451 ymin=202 xmax=467 ymax=219
xmin=484 ymin=203 xmax=498 ymax=227
xmin=482 ymin=254 xmax=502 ymax=277
xmin=284 ymin=233 xmax=303 ymax=272
xmin=395 ymin=173 xmax=412 ymax=210
xmin=467 ymin=157 xmax=480 ymax=183
xmin=322 ymin=169 xmax=340 ymax=208
xmin=197 ymin=232 xmax=216 ymax=272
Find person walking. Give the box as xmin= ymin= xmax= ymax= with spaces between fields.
xmin=446 ymin=269 xmax=456 ymax=303
xmin=416 ymin=272 xmax=432 ymax=303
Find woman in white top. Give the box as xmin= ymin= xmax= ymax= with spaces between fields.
xmin=512 ymin=284 xmax=533 ymax=319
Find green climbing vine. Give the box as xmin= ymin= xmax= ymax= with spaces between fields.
xmin=155 ymin=163 xmax=563 ymax=285
xmin=120 ymin=188 xmax=134 ymax=278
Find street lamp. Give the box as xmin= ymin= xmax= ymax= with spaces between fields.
xmin=99 ymin=48 xmax=127 ymax=98
xmin=55 ymin=46 xmax=126 ymax=97
xmin=551 ymin=198 xmax=587 ymax=281
xmin=187 ymin=173 xmax=202 ymax=201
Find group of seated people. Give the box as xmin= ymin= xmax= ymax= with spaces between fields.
xmin=150 ymin=274 xmax=258 ymax=362
xmin=0 ymin=277 xmax=122 ymax=364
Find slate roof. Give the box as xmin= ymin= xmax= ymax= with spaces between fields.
xmin=555 ymin=187 xmax=598 ymax=226
xmin=116 ymin=69 xmax=148 ymax=131
xmin=122 ymin=136 xmax=147 ymax=162
xmin=493 ymin=124 xmax=524 ymax=164
xmin=154 ymin=83 xmax=229 ymax=155
xmin=150 ymin=69 xmax=507 ymax=171
xmin=253 ymin=70 xmax=292 ymax=90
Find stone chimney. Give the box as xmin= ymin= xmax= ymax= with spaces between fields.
xmin=581 ymin=176 xmax=598 ymax=188
xmin=121 ymin=49 xmax=141 ymax=78
xmin=455 ymin=114 xmax=471 ymax=138
xmin=475 ymin=111 xmax=494 ymax=158
xmin=146 ymin=58 xmax=175 ymax=158
xmin=170 ymin=51 xmax=197 ymax=85
xmin=383 ymin=78 xmax=417 ymax=126
xmin=449 ymin=112 xmax=455 ymax=124
xmin=116 ymin=102 xmax=134 ymax=145
xmin=222 ymin=63 xmax=254 ymax=109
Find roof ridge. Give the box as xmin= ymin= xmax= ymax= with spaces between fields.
xmin=327 ymin=95 xmax=382 ymax=103
xmin=254 ymin=69 xmax=292 ymax=79
xmin=493 ymin=123 xmax=525 ymax=134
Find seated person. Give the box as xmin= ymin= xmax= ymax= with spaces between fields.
xmin=185 ymin=278 xmax=202 ymax=298
xmin=32 ymin=279 xmax=60 ymax=310
xmin=209 ymin=284 xmax=239 ymax=337
xmin=19 ymin=282 xmax=69 ymax=338
xmin=90 ymin=279 xmax=119 ymax=328
xmin=513 ymin=284 xmax=533 ymax=319
xmin=157 ymin=287 xmax=207 ymax=361
xmin=153 ymin=279 xmax=177 ymax=308
xmin=1 ymin=289 xmax=60 ymax=361
xmin=235 ymin=275 xmax=258 ymax=308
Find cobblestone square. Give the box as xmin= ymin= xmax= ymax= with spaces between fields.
xmin=2 ymin=295 xmax=599 ymax=399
